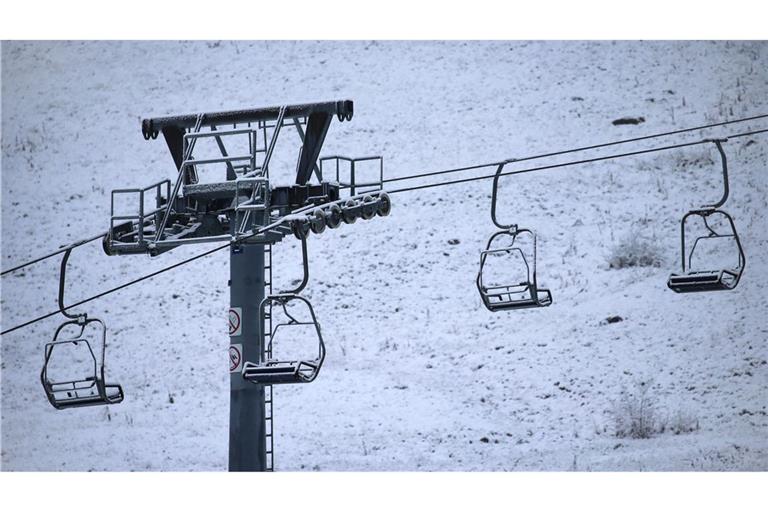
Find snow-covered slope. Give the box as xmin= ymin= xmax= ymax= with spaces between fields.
xmin=1 ymin=41 xmax=766 ymax=471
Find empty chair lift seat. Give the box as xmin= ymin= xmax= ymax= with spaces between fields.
xmin=241 ymin=294 xmax=325 ymax=385
xmin=668 ymin=140 xmax=746 ymax=294
xmin=477 ymin=228 xmax=553 ymax=312
xmin=667 ymin=208 xmax=745 ymax=294
xmin=242 ymin=358 xmax=321 ymax=385
xmin=41 ymin=318 xmax=124 ymax=410
xmin=480 ymin=277 xmax=553 ymax=311
xmin=668 ymin=268 xmax=741 ymax=293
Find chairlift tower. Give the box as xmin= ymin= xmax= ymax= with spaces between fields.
xmin=101 ymin=99 xmax=390 ymax=471
xmin=27 ymin=99 xmax=753 ymax=472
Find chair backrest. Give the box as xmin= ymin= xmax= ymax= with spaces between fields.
xmin=680 ymin=209 xmax=745 ymax=275
xmin=261 ymin=294 xmax=325 ymax=365
xmin=478 ymin=228 xmax=538 ymax=291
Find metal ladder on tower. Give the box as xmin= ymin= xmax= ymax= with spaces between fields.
xmin=263 ymin=242 xmax=274 ymax=471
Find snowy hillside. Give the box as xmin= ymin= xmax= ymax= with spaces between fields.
xmin=1 ymin=41 xmax=767 ymax=471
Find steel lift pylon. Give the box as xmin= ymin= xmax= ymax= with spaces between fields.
xmin=98 ymin=99 xmax=391 ymax=471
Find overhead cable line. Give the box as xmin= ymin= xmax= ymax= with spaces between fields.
xmin=1 ymin=231 xmax=108 ymax=277
xmin=1 ymin=216 xmax=290 ymax=336
xmin=386 ymin=127 xmax=768 ymax=195
xmin=4 ymin=113 xmax=765 ymax=277
xmin=381 ymin=112 xmax=768 ymax=185
xmin=3 ymin=127 xmax=767 ymax=335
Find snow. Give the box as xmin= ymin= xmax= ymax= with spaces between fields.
xmin=1 ymin=41 xmax=767 ymax=471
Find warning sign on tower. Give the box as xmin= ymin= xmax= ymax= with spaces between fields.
xmin=229 ymin=344 xmax=243 ymax=373
xmin=228 ymin=307 xmax=242 ymax=337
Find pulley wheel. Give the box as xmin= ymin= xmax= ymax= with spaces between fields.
xmin=325 ymin=204 xmax=343 ymax=229
xmin=342 ymin=199 xmax=358 ymax=224
xmin=376 ymin=192 xmax=392 ymax=217
xmin=310 ymin=209 xmax=326 ymax=235
xmin=360 ymin=195 xmax=377 ymax=220
xmin=101 ymin=233 xmax=114 ymax=256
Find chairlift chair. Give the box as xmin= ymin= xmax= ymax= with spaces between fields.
xmin=667 ymin=208 xmax=745 ymax=293
xmin=41 ymin=317 xmax=124 ymax=409
xmin=477 ymin=227 xmax=553 ymax=311
xmin=241 ymin=294 xmax=326 ymax=385
xmin=241 ymin=231 xmax=326 ymax=384
xmin=477 ymin=160 xmax=553 ymax=311
xmin=667 ymin=139 xmax=746 ymax=293
xmin=41 ymin=248 xmax=124 ymax=409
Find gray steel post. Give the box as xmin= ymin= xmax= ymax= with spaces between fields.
xmin=229 ymin=237 xmax=266 ymax=471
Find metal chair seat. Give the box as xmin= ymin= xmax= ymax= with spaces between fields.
xmin=44 ymin=376 xmax=124 ymax=409
xmin=667 ymin=269 xmax=739 ymax=293
xmin=480 ymin=283 xmax=553 ymax=311
xmin=242 ymin=359 xmax=321 ymax=385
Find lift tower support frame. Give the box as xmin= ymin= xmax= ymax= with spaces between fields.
xmin=108 ymin=100 xmax=358 ymax=472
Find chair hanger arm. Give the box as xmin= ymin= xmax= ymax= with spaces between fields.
xmin=491 ymin=159 xmax=517 ymax=229
xmin=278 ymin=235 xmax=309 ymax=295
xmin=704 ymin=138 xmax=729 ymax=209
xmin=58 ymin=249 xmax=85 ymax=322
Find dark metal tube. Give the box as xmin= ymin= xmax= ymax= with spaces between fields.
xmin=143 ymin=100 xmax=353 ymax=140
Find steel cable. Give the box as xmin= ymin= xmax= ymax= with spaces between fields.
xmin=2 ymin=126 xmax=766 ymax=334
